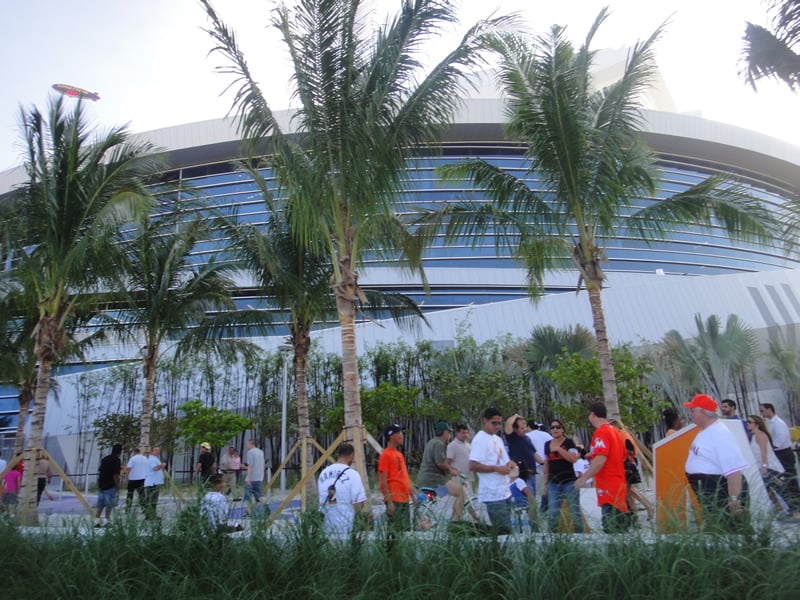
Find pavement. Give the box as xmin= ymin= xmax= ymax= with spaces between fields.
xmin=11 ymin=485 xmax=800 ymax=544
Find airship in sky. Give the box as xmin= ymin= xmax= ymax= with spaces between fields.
xmin=52 ymin=83 xmax=100 ymax=102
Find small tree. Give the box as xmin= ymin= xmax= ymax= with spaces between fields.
xmin=92 ymin=413 xmax=141 ymax=454
xmin=427 ymin=334 xmax=528 ymax=429
xmin=177 ymin=400 xmax=253 ymax=452
xmin=544 ymin=345 xmax=664 ymax=434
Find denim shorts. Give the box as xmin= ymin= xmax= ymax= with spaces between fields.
xmin=96 ymin=487 xmax=119 ymax=510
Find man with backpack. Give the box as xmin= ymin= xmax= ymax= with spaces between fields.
xmin=317 ymin=442 xmax=367 ymax=536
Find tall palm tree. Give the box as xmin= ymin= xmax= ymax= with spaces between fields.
xmin=201 ymin=0 xmax=506 ymax=476
xmin=116 ymin=207 xmax=246 ymax=453
xmin=225 ymin=162 xmax=426 ymax=502
xmin=8 ymin=97 xmax=163 ymax=524
xmin=415 ymin=9 xmax=777 ymax=419
xmin=742 ymin=0 xmax=800 ymax=90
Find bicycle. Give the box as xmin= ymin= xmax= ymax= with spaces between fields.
xmin=413 ymin=488 xmax=439 ymax=531
xmin=412 ymin=475 xmax=484 ymax=531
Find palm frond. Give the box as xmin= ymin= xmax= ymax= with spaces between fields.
xmin=629 ymin=175 xmax=779 ymax=245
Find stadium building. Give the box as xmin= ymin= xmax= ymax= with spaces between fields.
xmin=2 ymin=57 xmax=800 ymax=472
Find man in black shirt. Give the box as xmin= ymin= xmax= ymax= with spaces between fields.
xmin=95 ymin=443 xmax=122 ymax=528
xmin=195 ymin=442 xmax=215 ymax=486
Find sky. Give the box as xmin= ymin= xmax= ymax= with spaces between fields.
xmin=1 ymin=0 xmax=798 ymax=172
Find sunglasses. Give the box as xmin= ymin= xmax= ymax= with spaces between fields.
xmin=489 ymin=420 xmax=503 ymax=426
xmin=550 ymin=425 xmax=563 ymax=429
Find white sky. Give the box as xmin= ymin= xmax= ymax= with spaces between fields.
xmin=1 ymin=0 xmax=797 ymax=172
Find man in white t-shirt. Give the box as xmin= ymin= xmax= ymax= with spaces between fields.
xmin=685 ymin=394 xmax=749 ymax=531
xmin=144 ymin=447 xmax=166 ymax=520
xmin=759 ymin=402 xmax=800 ymax=512
xmin=317 ymin=442 xmax=368 ymax=536
xmin=244 ymin=439 xmax=265 ymax=511
xmin=469 ymin=407 xmax=515 ymax=534
xmin=124 ymin=448 xmax=148 ymax=513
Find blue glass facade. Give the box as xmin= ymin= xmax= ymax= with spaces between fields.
xmin=165 ymin=148 xmax=797 ymax=296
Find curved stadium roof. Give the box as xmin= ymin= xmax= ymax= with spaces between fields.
xmin=2 ymin=73 xmax=800 ymax=355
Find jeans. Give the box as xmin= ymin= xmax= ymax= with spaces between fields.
xmin=144 ymin=485 xmax=161 ymax=519
xmin=96 ymin=487 xmax=118 ymax=511
xmin=244 ymin=480 xmax=263 ymax=504
xmin=484 ymin=497 xmax=512 ymax=535
xmin=686 ymin=473 xmax=749 ymax=532
xmin=385 ymin=501 xmax=410 ymax=552
xmin=601 ymin=503 xmax=631 ymax=533
xmin=126 ymin=479 xmax=145 ymax=511
xmin=548 ymin=481 xmax=584 ymax=533
xmin=775 ymin=448 xmax=800 ymax=511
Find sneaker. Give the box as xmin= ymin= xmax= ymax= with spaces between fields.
xmin=94 ymin=522 xmax=103 ymax=528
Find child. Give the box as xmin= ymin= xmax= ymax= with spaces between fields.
xmin=201 ymin=474 xmax=243 ymax=533
xmin=573 ymin=446 xmax=593 ymax=486
xmin=509 ymin=461 xmax=535 ymax=532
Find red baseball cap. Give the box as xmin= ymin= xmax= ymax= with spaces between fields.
xmin=683 ymin=394 xmax=718 ymax=412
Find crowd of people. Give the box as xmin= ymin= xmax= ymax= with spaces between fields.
xmin=87 ymin=439 xmax=265 ymax=530
xmin=3 ymin=393 xmax=797 ymax=538
xmin=362 ymin=396 xmax=798 ymax=538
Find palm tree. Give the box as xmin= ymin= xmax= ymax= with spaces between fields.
xmin=523 ymin=324 xmax=595 ymax=419
xmin=415 ymin=9 xmax=777 ymax=420
xmin=742 ymin=0 xmax=800 ymax=90
xmin=0 ymin=285 xmax=37 ymax=455
xmin=224 ymin=162 xmax=426 ymax=503
xmin=660 ymin=313 xmax=760 ymax=404
xmin=766 ymin=329 xmax=800 ymax=423
xmin=201 ymin=0 xmax=506 ymax=476
xmin=8 ymin=97 xmax=163 ymax=524
xmin=116 ymin=206 xmax=246 ymax=453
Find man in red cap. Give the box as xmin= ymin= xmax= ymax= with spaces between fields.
xmin=684 ymin=393 xmax=749 ymax=531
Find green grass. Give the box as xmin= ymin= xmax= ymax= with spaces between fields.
xmin=3 ymin=517 xmax=800 ymax=599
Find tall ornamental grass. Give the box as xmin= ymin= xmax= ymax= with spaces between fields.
xmin=3 ymin=518 xmax=799 ymax=599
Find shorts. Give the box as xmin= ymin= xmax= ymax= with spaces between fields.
xmin=2 ymin=492 xmax=18 ymax=506
xmin=434 ymin=484 xmax=450 ymax=498
xmin=96 ymin=487 xmax=119 ymax=510
xmin=420 ymin=484 xmax=451 ymax=499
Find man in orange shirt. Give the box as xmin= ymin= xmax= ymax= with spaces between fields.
xmin=378 ymin=423 xmax=412 ymax=545
xmin=575 ymin=401 xmax=631 ymax=532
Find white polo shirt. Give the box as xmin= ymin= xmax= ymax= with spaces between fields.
xmin=685 ymin=420 xmax=748 ymax=476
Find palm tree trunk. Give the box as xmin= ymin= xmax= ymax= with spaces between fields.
xmin=335 ymin=291 xmax=368 ymax=485
xmin=139 ymin=354 xmax=156 ymax=454
xmin=13 ymin=387 xmax=33 ymax=455
xmin=19 ymin=356 xmax=53 ymax=526
xmin=587 ymin=284 xmax=620 ymax=420
xmin=292 ymin=324 xmax=318 ymax=508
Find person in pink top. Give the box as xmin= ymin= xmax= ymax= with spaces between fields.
xmin=2 ymin=460 xmax=24 ymax=515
